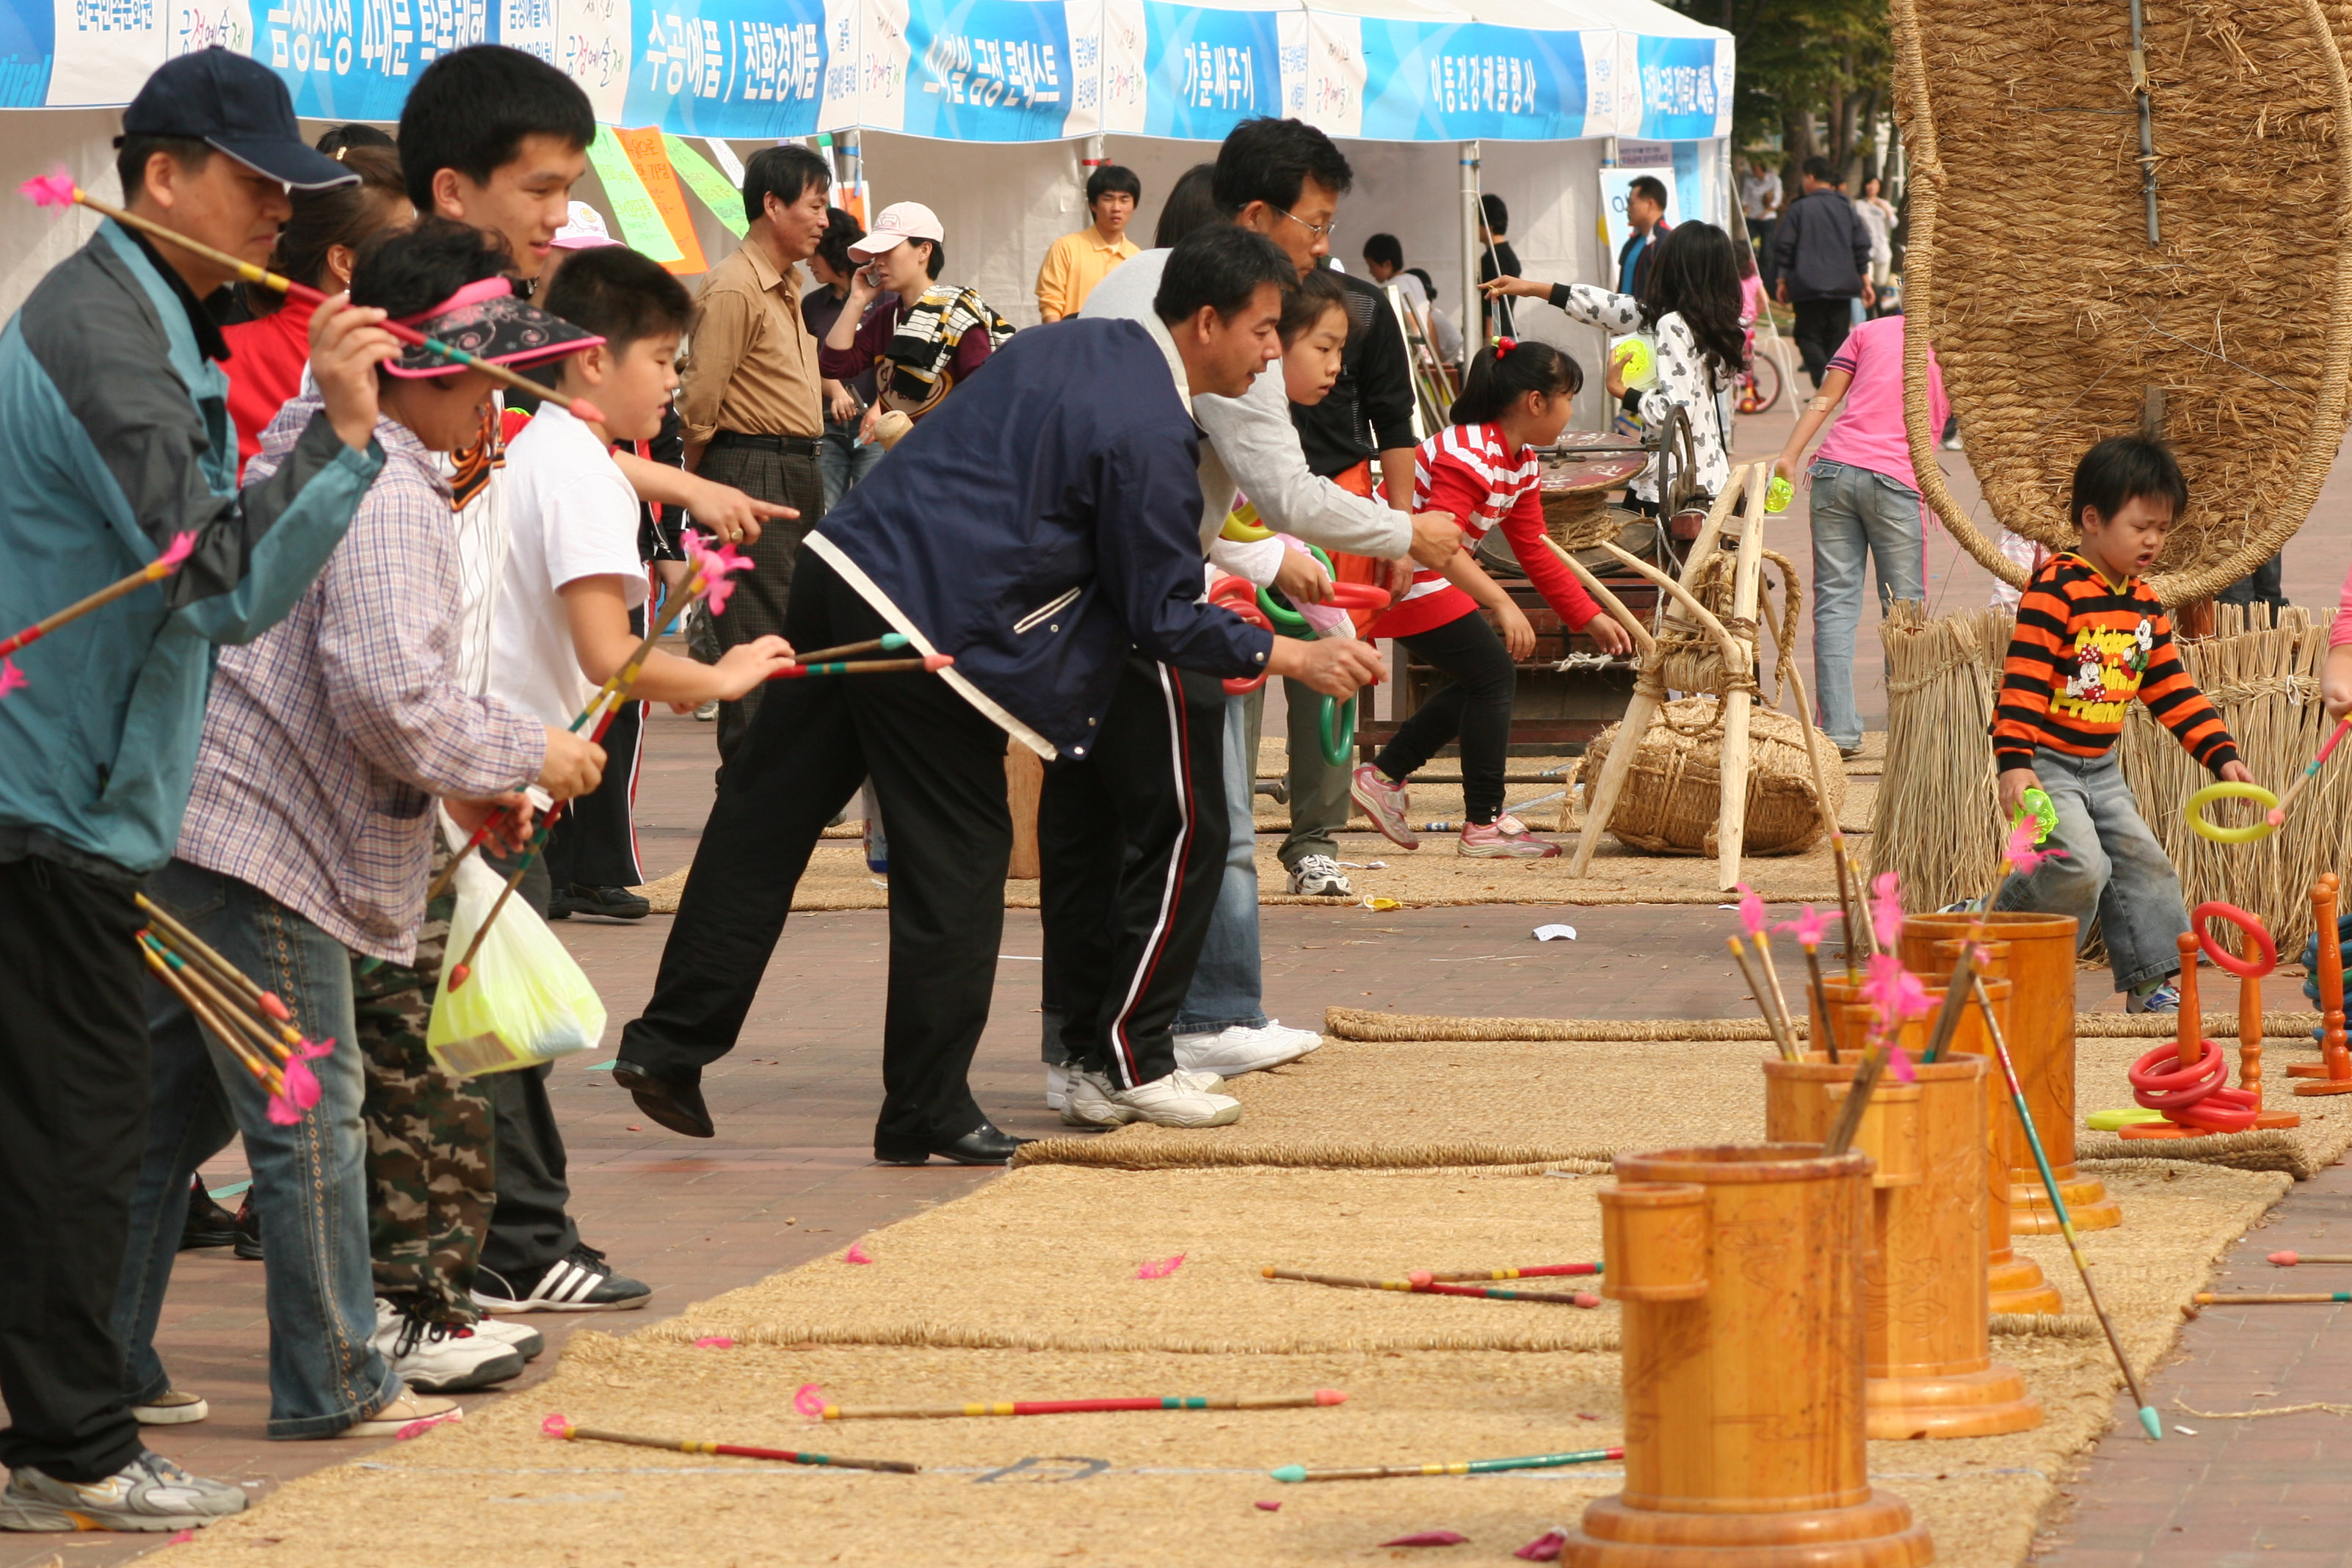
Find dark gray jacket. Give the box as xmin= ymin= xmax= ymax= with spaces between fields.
xmin=1771 ymin=189 xmax=1872 ymax=302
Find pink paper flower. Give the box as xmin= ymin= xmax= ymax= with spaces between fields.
xmin=156 ymin=531 xmax=196 ymax=573
xmin=694 ymin=1336 xmax=735 ymax=1349
xmin=1382 ymin=1531 xmax=1470 ymax=1547
xmin=541 ymin=1412 xmax=573 ymax=1438
xmin=1515 ymin=1531 xmax=1569 ymax=1563
xmin=2005 ymin=814 xmax=2069 ymax=878
xmin=1734 ymin=883 xmax=1768 ymax=939
xmin=843 ymin=1242 xmax=874 ymax=1264
xmin=1861 ymin=953 xmax=1931 ymax=1032
xmin=19 ymin=171 xmax=79 ymax=209
xmin=0 ymin=658 xmax=26 ymax=699
xmin=792 ymin=1383 xmax=829 ymax=1418
xmin=1136 ymin=1253 xmax=1186 ymax=1280
xmin=1887 ymin=1044 xmax=1917 ymax=1084
xmin=265 ymin=1036 xmax=335 ymax=1126
xmin=1778 ymin=904 xmax=1831 ymax=948
xmin=1870 ymin=871 xmax=1905 ymax=950
xmin=685 ymin=533 xmax=754 ymax=617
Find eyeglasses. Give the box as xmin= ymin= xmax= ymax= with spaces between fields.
xmin=1275 ymin=206 xmax=1338 ymax=240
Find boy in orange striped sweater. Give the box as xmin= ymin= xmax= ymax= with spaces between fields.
xmin=1989 ymin=436 xmax=2257 ymax=1012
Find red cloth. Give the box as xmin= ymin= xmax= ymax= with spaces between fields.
xmin=220 ymin=300 xmax=315 ymax=476
xmin=1366 ymin=422 xmax=1600 ymax=641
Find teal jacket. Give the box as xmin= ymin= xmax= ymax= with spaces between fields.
xmin=0 ymin=220 xmax=382 ymax=878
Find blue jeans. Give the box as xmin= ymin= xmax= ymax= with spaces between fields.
xmin=113 ymin=860 xmax=397 ymax=1438
xmin=1992 ymin=747 xmax=2191 ymax=993
xmin=1175 ymin=692 xmax=1268 ymax=1035
xmin=1807 ymin=459 xmax=1925 ymax=751
xmin=818 ymin=413 xmax=885 ymax=514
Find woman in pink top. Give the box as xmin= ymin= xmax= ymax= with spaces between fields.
xmin=1771 ymin=311 xmax=1949 ymax=755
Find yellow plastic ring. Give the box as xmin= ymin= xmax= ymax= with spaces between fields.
xmin=1221 ymin=509 xmax=1273 ymax=543
xmin=2185 ymin=780 xmax=2281 ymax=844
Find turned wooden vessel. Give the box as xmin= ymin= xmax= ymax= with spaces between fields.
xmin=1772 ymin=1011 xmax=2042 ymax=1440
xmin=1900 ymin=912 xmax=2116 ymax=1232
xmin=1924 ymin=940 xmax=2064 ymax=1314
xmin=1570 ymin=1145 xmax=1934 ymax=1567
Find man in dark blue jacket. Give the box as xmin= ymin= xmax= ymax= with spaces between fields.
xmin=1771 ymin=156 xmax=1876 ymax=388
xmin=616 ymin=226 xmax=1386 ymax=1157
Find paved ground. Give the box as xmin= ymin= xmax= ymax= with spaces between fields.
xmin=10 ymin=393 xmax=2352 ymax=1567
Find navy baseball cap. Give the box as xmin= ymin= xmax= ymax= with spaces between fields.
xmin=121 ymin=48 xmax=356 ymax=192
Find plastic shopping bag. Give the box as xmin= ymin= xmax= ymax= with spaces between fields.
xmin=426 ymin=848 xmax=605 ymax=1077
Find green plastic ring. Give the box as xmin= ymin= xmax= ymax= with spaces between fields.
xmin=2185 ymin=780 xmax=2281 ymax=844
xmin=1319 ymin=694 xmax=1355 ymax=766
xmin=1257 ymin=545 xmax=1337 ymax=639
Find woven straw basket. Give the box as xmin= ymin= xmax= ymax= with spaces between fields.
xmin=1576 ymin=697 xmax=1845 ymax=857
xmin=1890 ymin=0 xmax=2352 ymax=603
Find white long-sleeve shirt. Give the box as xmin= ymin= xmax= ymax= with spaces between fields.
xmin=1082 ymin=248 xmax=1411 ymax=560
xmin=1548 ymin=283 xmax=1732 ymax=506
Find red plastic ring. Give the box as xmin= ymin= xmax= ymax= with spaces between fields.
xmin=2168 ymin=1086 xmax=2260 ymax=1133
xmin=2127 ymin=1037 xmax=2230 ymax=1109
xmin=1211 ymin=576 xmax=1273 ymax=694
xmin=2191 ymin=900 xmax=2277 ymax=979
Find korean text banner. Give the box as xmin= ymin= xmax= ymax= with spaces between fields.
xmin=1353 ymin=15 xmax=1589 ymax=140
xmin=1631 ymin=33 xmax=1728 ymax=140
xmin=620 ymin=0 xmax=830 ymax=139
xmin=1138 ymin=0 xmax=1278 ymax=141
xmin=895 ymin=0 xmax=1087 ymax=141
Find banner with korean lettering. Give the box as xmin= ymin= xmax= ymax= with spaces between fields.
xmin=1347 ymin=14 xmax=1591 ymax=141
xmin=1628 ymin=33 xmax=1727 ymax=141
xmin=1138 ymin=0 xmax=1277 ymax=142
xmin=893 ymin=0 xmax=1086 ymax=141
xmin=620 ymin=0 xmax=830 ymax=138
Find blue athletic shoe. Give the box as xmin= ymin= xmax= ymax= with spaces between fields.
xmin=2127 ymin=982 xmax=2179 ymax=1015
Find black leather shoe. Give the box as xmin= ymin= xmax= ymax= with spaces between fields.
xmin=178 ymin=1174 xmax=238 ymax=1251
xmin=876 ymin=1122 xmax=1029 ymax=1167
xmin=611 ymin=1061 xmax=714 ymax=1138
xmin=561 ymin=884 xmax=650 ymax=921
xmin=233 ymin=1194 xmax=262 ymax=1260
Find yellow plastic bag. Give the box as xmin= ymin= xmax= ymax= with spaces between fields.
xmin=426 ymin=849 xmax=605 ymax=1077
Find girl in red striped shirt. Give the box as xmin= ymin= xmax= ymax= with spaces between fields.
xmin=1351 ymin=340 xmax=1633 ymax=857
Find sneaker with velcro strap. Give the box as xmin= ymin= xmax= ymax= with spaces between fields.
xmin=1286 ymin=854 xmax=1354 ymax=897
xmin=471 ymin=1244 xmax=650 ymax=1313
xmin=370 ymin=1298 xmax=525 ymax=1392
xmin=0 ymin=1451 xmax=246 ymax=1532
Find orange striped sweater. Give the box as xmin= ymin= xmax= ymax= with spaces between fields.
xmin=1992 ymin=553 xmax=2237 ymax=773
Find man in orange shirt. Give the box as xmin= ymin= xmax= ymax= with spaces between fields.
xmin=1035 ymin=165 xmax=1141 ymax=322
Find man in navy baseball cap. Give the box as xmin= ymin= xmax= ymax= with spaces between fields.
xmin=120 ymin=46 xmax=357 ymax=192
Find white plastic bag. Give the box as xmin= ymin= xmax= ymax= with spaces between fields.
xmin=426 ymin=847 xmax=604 ymax=1077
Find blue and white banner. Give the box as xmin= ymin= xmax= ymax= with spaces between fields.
xmin=0 ymin=0 xmax=1732 ymax=145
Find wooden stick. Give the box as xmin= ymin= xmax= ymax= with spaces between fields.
xmin=139 ymin=932 xmax=294 ymax=1065
xmin=1801 ymin=941 xmax=1837 ymax=1062
xmin=1423 ymin=1263 xmax=1600 ymax=1281
xmin=1728 ymin=937 xmax=1798 ymax=1061
xmin=1750 ymin=930 xmax=1801 ymax=1057
xmin=26 ymin=181 xmax=608 ymax=425
xmin=2195 ymin=1293 xmax=2352 ymax=1305
xmin=1820 ymin=1045 xmax=1888 ymax=1157
xmin=1972 ymin=974 xmax=2162 ymax=1440
xmin=2267 ymin=1252 xmax=2352 ymax=1265
xmin=0 ymin=540 xmax=196 ymax=661
xmin=544 ymin=1416 xmax=916 ymax=1472
xmin=2265 ymin=716 xmax=2350 ymax=826
xmin=819 ymin=1392 xmax=1345 ymax=1420
xmin=788 ymin=633 xmax=914 ymax=665
xmin=1778 ymin=662 xmax=1859 ymax=978
xmin=1260 ymin=1267 xmax=1600 ymax=1306
xmin=139 ymin=940 xmax=282 ymax=1094
xmin=1271 ymin=1447 xmax=1622 ymax=1483
xmin=135 ymin=893 xmax=293 ymax=1026
xmin=766 ymin=654 xmax=953 ymax=680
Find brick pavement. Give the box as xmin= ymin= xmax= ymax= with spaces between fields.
xmin=10 ymin=406 xmax=2352 ymax=1566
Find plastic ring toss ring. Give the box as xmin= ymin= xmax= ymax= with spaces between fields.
xmin=2191 ymin=900 xmax=2276 ymax=979
xmin=1256 ymin=544 xmax=1335 ymax=638
xmin=2185 ymin=780 xmax=2281 ymax=844
xmin=1208 ymin=576 xmax=1271 ymax=694
xmin=1319 ymin=692 xmax=1355 ymax=766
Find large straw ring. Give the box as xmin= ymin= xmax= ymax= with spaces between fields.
xmin=2185 ymin=780 xmax=2281 ymax=844
xmin=2191 ymin=901 xmax=2277 ymax=979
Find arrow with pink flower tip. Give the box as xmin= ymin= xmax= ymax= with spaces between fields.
xmin=0 ymin=531 xmax=195 ymax=697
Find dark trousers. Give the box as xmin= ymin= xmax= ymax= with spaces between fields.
xmin=545 ymin=693 xmax=644 ymax=891
xmin=1037 ymin=658 xmax=1227 ymax=1092
xmin=2217 ymin=552 xmax=2289 ymax=612
xmin=476 ymin=851 xmax=581 ymax=1279
xmin=0 ymin=854 xmax=148 ymax=1481
xmin=619 ymin=547 xmax=1013 ymax=1158
xmin=1792 ymin=297 xmax=1856 ymax=387
xmin=1376 ymin=611 xmax=1517 ymax=824
xmin=694 ymin=437 xmax=824 ymax=766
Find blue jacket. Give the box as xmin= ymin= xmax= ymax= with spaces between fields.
xmin=809 ymin=314 xmax=1272 ymax=761
xmin=0 ymin=220 xmax=382 ymax=877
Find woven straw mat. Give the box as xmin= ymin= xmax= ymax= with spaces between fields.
xmin=1890 ymin=0 xmax=2352 ymax=603
xmin=161 ymin=1156 xmax=2285 ymax=1568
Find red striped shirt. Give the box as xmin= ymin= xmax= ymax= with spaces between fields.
xmin=1367 ymin=423 xmax=1599 ymax=641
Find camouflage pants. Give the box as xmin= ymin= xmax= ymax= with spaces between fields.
xmin=355 ymin=874 xmax=494 ymax=1321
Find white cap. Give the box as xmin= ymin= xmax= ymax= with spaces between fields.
xmin=552 ymin=201 xmax=618 ymax=250
xmin=849 ymin=201 xmax=945 ymax=259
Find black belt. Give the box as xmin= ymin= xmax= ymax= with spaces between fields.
xmin=708 ymin=430 xmax=820 ymax=457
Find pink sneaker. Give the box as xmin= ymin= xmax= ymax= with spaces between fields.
xmin=1350 ymin=765 xmax=1419 ymax=849
xmin=1459 ymin=814 xmax=1560 ymax=858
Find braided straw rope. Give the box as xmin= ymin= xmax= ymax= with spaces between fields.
xmin=1890 ymin=0 xmax=2352 ymax=604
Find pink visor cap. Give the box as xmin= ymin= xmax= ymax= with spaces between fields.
xmin=384 ymin=277 xmax=606 ymax=380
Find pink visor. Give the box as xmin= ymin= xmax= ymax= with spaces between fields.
xmin=384 ymin=277 xmax=606 ymax=380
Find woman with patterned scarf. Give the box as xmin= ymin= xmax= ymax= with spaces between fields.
xmin=819 ymin=201 xmax=1013 ymax=435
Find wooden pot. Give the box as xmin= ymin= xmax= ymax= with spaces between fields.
xmin=1567 ymin=1145 xmax=1934 ymax=1567
xmin=1899 ymin=912 xmax=2117 ymax=1233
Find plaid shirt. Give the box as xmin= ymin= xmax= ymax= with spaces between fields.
xmin=178 ymin=391 xmax=545 ymax=962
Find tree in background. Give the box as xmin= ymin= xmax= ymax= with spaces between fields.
xmin=1677 ymin=0 xmax=1894 ymax=199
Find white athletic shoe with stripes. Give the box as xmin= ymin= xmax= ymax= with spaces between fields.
xmin=1061 ymin=1068 xmax=1223 ymax=1126
xmin=471 ymin=1244 xmax=650 ymax=1313
xmin=1066 ymin=1070 xmax=1242 ymax=1128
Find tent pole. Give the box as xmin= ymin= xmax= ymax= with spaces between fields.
xmin=1459 ymin=139 xmax=1481 ymax=356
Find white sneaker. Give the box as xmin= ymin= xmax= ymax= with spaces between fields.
xmin=0 ymin=1451 xmax=245 ymax=1532
xmin=1061 ymin=1068 xmax=1222 ymax=1126
xmin=464 ymin=1314 xmax=544 ymax=1361
xmin=1047 ymin=1061 xmax=1071 ymax=1111
xmin=335 ymin=1384 xmax=461 ymax=1439
xmin=131 ymin=1388 xmax=209 ymax=1425
xmin=1287 ymin=854 xmax=1354 ymax=896
xmin=1174 ymin=1020 xmax=1321 ymax=1075
xmin=371 ymin=1299 xmax=526 ymax=1393
xmin=1108 ymin=1075 xmax=1244 ymax=1128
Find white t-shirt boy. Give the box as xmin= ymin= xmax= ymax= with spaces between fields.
xmin=490 ymin=401 xmax=646 ymax=728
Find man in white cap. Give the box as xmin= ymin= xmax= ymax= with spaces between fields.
xmin=819 ymin=200 xmax=1011 ymax=427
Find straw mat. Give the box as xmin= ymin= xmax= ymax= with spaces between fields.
xmin=1320 ymin=1007 xmax=2327 ymax=1043
xmin=160 ymin=1158 xmax=2287 ymax=1568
